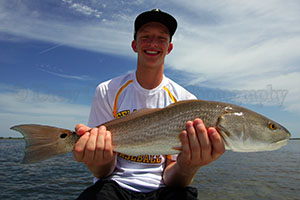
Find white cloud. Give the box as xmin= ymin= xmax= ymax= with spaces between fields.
xmin=37 ymin=65 xmax=93 ymax=81
xmin=63 ymin=0 xmax=102 ymax=18
xmin=0 ymin=84 xmax=90 ymax=137
xmin=0 ymin=1 xmax=133 ymax=56
xmin=167 ymin=0 xmax=300 ymax=115
xmin=0 ymin=0 xmax=299 ymax=117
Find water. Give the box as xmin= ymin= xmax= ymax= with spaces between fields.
xmin=0 ymin=139 xmax=299 ymax=200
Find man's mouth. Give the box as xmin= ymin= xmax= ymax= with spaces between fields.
xmin=144 ymin=50 xmax=160 ymax=55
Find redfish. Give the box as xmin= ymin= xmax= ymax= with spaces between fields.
xmin=11 ymin=100 xmax=291 ymax=164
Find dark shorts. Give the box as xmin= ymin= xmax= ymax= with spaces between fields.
xmin=76 ymin=180 xmax=198 ymax=200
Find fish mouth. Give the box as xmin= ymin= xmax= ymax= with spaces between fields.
xmin=271 ymin=138 xmax=289 ymax=146
xmin=270 ymin=130 xmax=291 ymax=147
xmin=264 ymin=138 xmax=290 ymax=151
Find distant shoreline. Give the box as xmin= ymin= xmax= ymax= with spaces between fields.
xmin=0 ymin=137 xmax=24 ymax=139
xmin=1 ymin=137 xmax=300 ymax=140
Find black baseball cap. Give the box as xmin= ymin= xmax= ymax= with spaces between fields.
xmin=134 ymin=9 xmax=177 ymax=41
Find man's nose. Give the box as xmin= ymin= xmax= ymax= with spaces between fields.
xmin=147 ymin=36 xmax=159 ymax=45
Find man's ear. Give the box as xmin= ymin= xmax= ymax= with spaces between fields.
xmin=167 ymin=43 xmax=173 ymax=54
xmin=131 ymin=40 xmax=138 ymax=53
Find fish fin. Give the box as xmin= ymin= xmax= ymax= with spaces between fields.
xmin=10 ymin=124 xmax=76 ymax=164
xmin=216 ymin=112 xmax=246 ymax=152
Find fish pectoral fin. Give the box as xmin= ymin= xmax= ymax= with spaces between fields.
xmin=217 ymin=112 xmax=246 ymax=137
xmin=216 ymin=112 xmax=246 ymax=151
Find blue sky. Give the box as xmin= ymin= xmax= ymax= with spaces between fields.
xmin=0 ymin=0 xmax=299 ymax=138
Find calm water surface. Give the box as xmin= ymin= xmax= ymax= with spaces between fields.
xmin=0 ymin=139 xmax=299 ymax=200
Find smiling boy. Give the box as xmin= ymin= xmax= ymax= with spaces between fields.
xmin=75 ymin=9 xmax=225 ymax=200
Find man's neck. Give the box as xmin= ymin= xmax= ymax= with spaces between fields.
xmin=136 ymin=66 xmax=164 ymax=90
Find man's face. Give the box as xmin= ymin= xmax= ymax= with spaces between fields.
xmin=132 ymin=22 xmax=173 ymax=68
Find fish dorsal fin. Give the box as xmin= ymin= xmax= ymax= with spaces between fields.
xmin=103 ymin=108 xmax=162 ymax=127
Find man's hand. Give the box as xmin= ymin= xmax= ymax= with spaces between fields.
xmin=163 ymin=118 xmax=225 ymax=186
xmin=73 ymin=124 xmax=117 ymax=178
xmin=177 ymin=118 xmax=225 ymax=174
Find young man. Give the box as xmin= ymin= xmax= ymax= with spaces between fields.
xmin=74 ymin=9 xmax=225 ymax=200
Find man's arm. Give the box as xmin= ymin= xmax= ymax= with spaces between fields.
xmin=73 ymin=124 xmax=117 ymax=178
xmin=163 ymin=118 xmax=225 ymax=187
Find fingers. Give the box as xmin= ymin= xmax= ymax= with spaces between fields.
xmin=73 ymin=123 xmax=92 ymax=162
xmin=84 ymin=128 xmax=98 ymax=163
xmin=73 ymin=125 xmax=115 ymax=166
xmin=103 ymin=131 xmax=114 ymax=160
xmin=94 ymin=126 xmax=114 ymax=164
xmin=94 ymin=126 xmax=105 ymax=162
xmin=208 ymin=127 xmax=225 ymax=161
xmin=73 ymin=131 xmax=90 ymax=162
xmin=180 ymin=130 xmax=190 ymax=160
xmin=178 ymin=118 xmax=225 ymax=168
xmin=194 ymin=119 xmax=212 ymax=164
xmin=186 ymin=121 xmax=200 ymax=161
xmin=179 ymin=119 xmax=205 ymax=165
xmin=75 ymin=123 xmax=91 ymax=136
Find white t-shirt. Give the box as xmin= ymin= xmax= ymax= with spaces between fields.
xmin=88 ymin=72 xmax=196 ymax=192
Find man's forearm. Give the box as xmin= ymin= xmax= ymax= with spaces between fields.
xmin=163 ymin=161 xmax=199 ymax=187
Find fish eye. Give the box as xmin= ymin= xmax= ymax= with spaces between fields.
xmin=60 ymin=133 xmax=68 ymax=139
xmin=268 ymin=123 xmax=277 ymax=130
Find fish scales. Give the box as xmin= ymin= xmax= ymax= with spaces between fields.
xmin=104 ymin=100 xmax=235 ymax=155
xmin=10 ymin=100 xmax=291 ymax=163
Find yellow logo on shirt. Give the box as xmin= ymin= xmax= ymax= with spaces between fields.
xmin=116 ymin=109 xmax=137 ymax=119
xmin=116 ymin=110 xmax=130 ymax=119
xmin=118 ymin=153 xmax=162 ymax=164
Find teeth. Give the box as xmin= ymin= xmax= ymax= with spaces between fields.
xmin=145 ymin=50 xmax=159 ymax=55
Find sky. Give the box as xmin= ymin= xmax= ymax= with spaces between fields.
xmin=0 ymin=0 xmax=299 ymax=138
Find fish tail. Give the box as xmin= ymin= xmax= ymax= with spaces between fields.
xmin=10 ymin=124 xmax=77 ymax=164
